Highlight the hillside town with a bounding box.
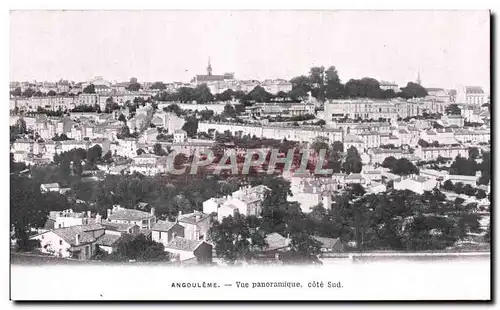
[10,62,491,266]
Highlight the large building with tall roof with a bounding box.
[455,86,488,105]
[191,58,235,85]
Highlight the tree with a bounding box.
[445,104,462,116]
[47,90,57,96]
[153,143,168,156]
[391,158,419,176]
[11,87,22,97]
[15,117,27,134]
[418,139,430,148]
[111,234,168,262]
[246,85,273,103]
[222,104,237,118]
[87,145,103,166]
[215,89,235,102]
[398,82,428,98]
[150,81,166,90]
[454,182,464,195]
[468,147,480,160]
[102,150,113,163]
[163,104,182,116]
[21,88,35,98]
[136,148,146,156]
[208,214,257,264]
[478,152,490,185]
[289,233,321,256]
[381,156,397,169]
[442,180,454,191]
[83,84,96,94]
[311,137,329,153]
[289,75,312,100]
[332,141,344,153]
[117,124,131,139]
[127,81,141,92]
[10,175,47,251]
[342,147,362,174]
[324,66,345,99]
[193,84,214,104]
[449,156,477,176]
[181,117,198,137]
[475,189,487,200]
[345,77,383,99]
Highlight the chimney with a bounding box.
[150,207,156,217]
[107,209,111,219]
[95,214,102,224]
[75,234,80,246]
[195,213,201,222]
[87,210,91,218]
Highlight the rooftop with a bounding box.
[165,237,204,252]
[108,208,153,221]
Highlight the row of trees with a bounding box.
[289,66,428,102]
[449,151,491,186]
[441,180,488,200]
[11,88,77,98]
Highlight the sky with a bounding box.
[10,10,490,92]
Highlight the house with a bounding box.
[30,224,105,260]
[164,237,213,264]
[345,173,365,184]
[50,210,93,229]
[344,134,365,152]
[177,211,211,241]
[100,221,141,235]
[151,220,185,247]
[173,129,188,143]
[263,232,290,252]
[106,205,156,230]
[95,231,128,254]
[202,185,271,221]
[40,183,71,194]
[393,175,438,195]
[447,174,479,187]
[311,236,344,253]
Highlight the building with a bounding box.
[203,185,271,221]
[106,205,156,230]
[191,58,235,86]
[441,114,465,128]
[164,237,213,264]
[324,99,400,124]
[311,236,344,253]
[393,175,438,194]
[49,210,93,229]
[151,221,186,247]
[447,174,479,186]
[30,224,105,260]
[198,122,343,144]
[263,233,290,252]
[177,211,211,241]
[379,81,399,92]
[173,129,188,143]
[414,146,468,161]
[455,86,487,105]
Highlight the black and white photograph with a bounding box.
[8,7,492,302]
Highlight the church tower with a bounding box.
[207,57,212,76]
[416,71,422,85]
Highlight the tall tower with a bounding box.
[416,71,422,85]
[207,57,212,76]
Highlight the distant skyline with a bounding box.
[10,10,490,92]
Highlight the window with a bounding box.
[59,240,63,245]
